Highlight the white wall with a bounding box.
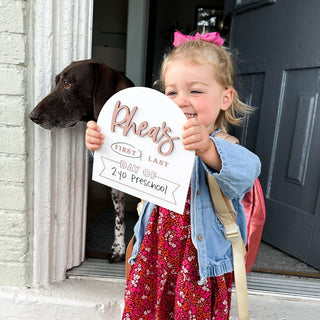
[0,0,32,287]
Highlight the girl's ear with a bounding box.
[221,88,234,111]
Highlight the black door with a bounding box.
[229,0,320,268]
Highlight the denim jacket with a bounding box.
[129,132,261,285]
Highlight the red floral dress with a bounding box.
[122,190,233,320]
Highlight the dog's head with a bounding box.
[29,59,134,130]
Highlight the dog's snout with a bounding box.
[29,110,39,122]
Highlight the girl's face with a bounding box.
[164,61,233,133]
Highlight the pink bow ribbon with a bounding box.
[173,30,224,47]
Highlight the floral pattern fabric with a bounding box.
[122,190,233,320]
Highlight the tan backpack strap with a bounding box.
[137,199,145,216]
[126,199,146,280]
[207,174,249,320]
[215,131,240,144]
[125,236,135,280]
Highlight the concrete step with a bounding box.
[1,272,319,319]
[0,278,125,320]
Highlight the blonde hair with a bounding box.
[159,39,253,132]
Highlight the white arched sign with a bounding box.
[92,87,195,214]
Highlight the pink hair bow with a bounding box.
[173,30,224,47]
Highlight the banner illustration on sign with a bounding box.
[92,87,195,214]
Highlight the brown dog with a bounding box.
[30,59,134,263]
[30,59,134,129]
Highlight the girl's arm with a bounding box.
[85,121,104,151]
[206,138,261,199]
[182,118,261,198]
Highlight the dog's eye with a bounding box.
[64,80,71,89]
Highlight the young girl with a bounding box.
[86,31,261,320]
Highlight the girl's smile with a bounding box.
[185,113,197,119]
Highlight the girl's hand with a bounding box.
[85,121,104,151]
[182,118,211,155]
[182,118,222,171]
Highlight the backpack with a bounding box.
[242,178,266,271]
[214,131,266,272]
[207,133,265,320]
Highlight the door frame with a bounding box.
[32,0,150,287]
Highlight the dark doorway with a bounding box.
[85,0,139,261]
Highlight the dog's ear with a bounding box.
[92,61,134,120]
[92,62,114,119]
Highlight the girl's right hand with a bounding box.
[85,121,104,151]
